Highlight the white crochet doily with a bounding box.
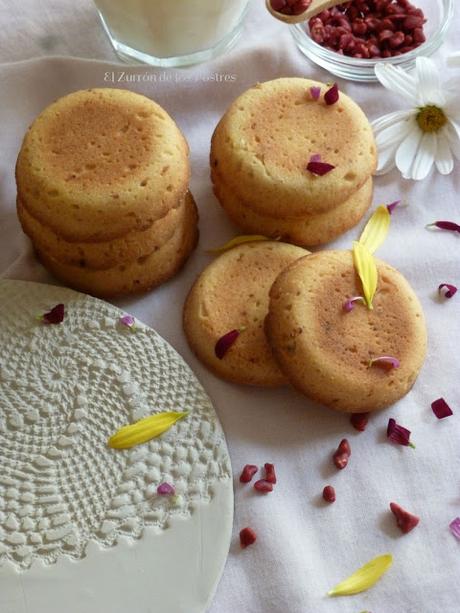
[0,280,232,572]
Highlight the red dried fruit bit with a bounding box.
[307,0,426,59]
[271,0,312,15]
[431,398,453,420]
[239,464,258,483]
[350,412,370,432]
[264,463,277,484]
[324,83,339,105]
[239,527,257,548]
[254,479,273,493]
[323,485,336,503]
[390,502,420,534]
[215,329,240,359]
[41,303,65,324]
[333,438,351,469]
[438,284,457,299]
[338,438,351,456]
[306,161,335,176]
[333,452,348,469]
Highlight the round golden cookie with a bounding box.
[16,88,190,242]
[183,241,309,386]
[36,193,198,298]
[212,167,373,247]
[210,78,376,218]
[266,250,427,412]
[17,192,189,270]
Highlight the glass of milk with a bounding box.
[94,0,252,66]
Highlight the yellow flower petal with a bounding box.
[328,554,393,597]
[353,241,378,309]
[359,205,391,254]
[108,411,189,450]
[208,234,271,254]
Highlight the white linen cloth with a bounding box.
[0,2,459,612]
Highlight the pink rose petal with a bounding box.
[387,200,401,215]
[215,329,241,359]
[40,304,65,325]
[306,161,335,176]
[157,482,175,496]
[369,356,400,370]
[438,284,457,299]
[343,296,365,313]
[450,517,460,540]
[431,398,453,419]
[310,86,321,100]
[426,221,460,233]
[387,418,415,448]
[324,83,339,105]
[119,314,136,328]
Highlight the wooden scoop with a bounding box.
[266,0,350,24]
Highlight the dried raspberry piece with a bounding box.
[264,463,277,484]
[333,439,351,469]
[240,527,257,548]
[350,412,370,432]
[239,464,258,483]
[323,485,336,503]
[390,502,420,534]
[271,0,312,16]
[254,479,274,493]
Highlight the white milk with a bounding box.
[94,0,250,58]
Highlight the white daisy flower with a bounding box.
[371,56,460,181]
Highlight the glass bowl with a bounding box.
[290,0,454,82]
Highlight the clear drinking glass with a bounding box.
[94,0,252,67]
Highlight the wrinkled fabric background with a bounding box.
[0,1,459,612]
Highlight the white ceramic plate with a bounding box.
[0,279,233,613]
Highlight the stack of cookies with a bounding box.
[16,88,198,297]
[183,242,427,413]
[210,78,376,247]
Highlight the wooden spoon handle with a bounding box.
[266,0,350,25]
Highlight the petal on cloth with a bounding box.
[445,123,460,160]
[371,109,415,134]
[415,57,446,106]
[395,122,423,178]
[411,132,437,181]
[435,128,454,175]
[375,63,418,105]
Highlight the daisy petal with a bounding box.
[374,63,417,105]
[446,123,460,160]
[444,81,460,120]
[372,110,414,134]
[375,118,413,150]
[395,122,422,178]
[375,144,398,175]
[415,57,446,106]
[411,132,437,181]
[448,118,460,142]
[435,128,454,175]
[375,118,414,174]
